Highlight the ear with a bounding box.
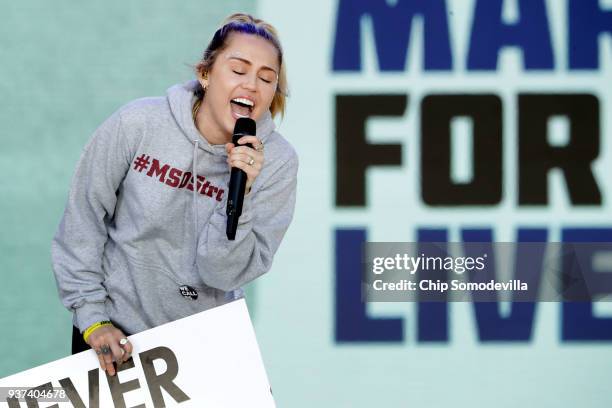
[198,71,209,90]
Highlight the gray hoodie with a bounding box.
[51,80,298,334]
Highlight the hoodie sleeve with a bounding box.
[51,110,133,332]
[195,147,298,292]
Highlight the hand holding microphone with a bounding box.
[226,118,264,240]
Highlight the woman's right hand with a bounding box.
[86,325,133,376]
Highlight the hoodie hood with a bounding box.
[167,79,276,154]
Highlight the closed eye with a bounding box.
[232,70,245,75]
[259,77,272,83]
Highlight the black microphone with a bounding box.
[226,117,256,240]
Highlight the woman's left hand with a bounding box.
[225,135,264,193]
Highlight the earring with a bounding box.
[201,71,209,90]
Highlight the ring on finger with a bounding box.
[101,345,111,355]
[95,349,102,355]
[255,142,264,152]
[248,157,255,166]
[119,338,129,346]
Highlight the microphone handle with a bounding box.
[226,137,253,240]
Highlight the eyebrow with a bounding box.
[227,56,278,74]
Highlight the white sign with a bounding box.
[0,299,275,407]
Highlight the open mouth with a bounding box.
[230,97,254,118]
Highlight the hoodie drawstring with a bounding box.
[193,140,199,263]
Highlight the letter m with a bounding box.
[146,159,170,182]
[332,0,452,71]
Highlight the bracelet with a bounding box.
[83,320,113,343]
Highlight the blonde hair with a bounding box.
[195,13,288,118]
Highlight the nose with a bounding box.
[242,73,257,92]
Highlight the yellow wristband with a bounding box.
[83,321,113,343]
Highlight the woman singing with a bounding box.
[51,13,297,376]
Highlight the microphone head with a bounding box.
[233,117,256,139]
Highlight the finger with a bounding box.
[235,148,263,166]
[109,341,124,366]
[228,159,254,175]
[227,157,255,172]
[228,160,260,176]
[232,145,262,157]
[95,348,106,372]
[105,361,115,376]
[237,136,258,146]
[100,344,115,375]
[120,339,133,362]
[225,143,234,154]
[253,140,264,152]
[232,153,263,169]
[228,153,254,165]
[227,154,261,170]
[103,355,115,375]
[119,337,133,353]
[229,157,261,175]
[234,149,263,162]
